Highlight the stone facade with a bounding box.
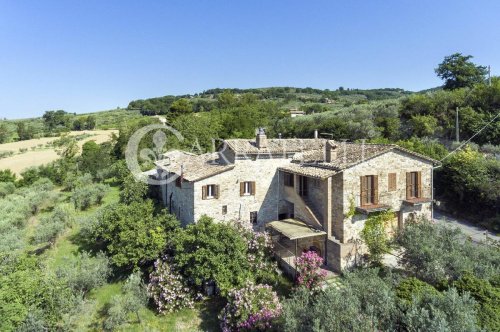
[193,156,292,225]
[154,135,438,273]
[340,150,433,243]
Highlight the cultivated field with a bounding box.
[0,130,117,175]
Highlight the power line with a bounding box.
[440,110,500,162]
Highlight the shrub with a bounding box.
[360,210,394,264]
[32,215,65,245]
[397,218,500,285]
[55,251,111,295]
[0,182,16,198]
[342,268,399,331]
[121,272,148,321]
[147,258,194,313]
[295,251,327,290]
[453,272,500,331]
[396,277,439,303]
[0,169,16,182]
[71,183,109,210]
[219,282,281,332]
[0,151,14,159]
[103,271,148,330]
[32,204,74,245]
[103,296,127,331]
[64,173,93,191]
[402,288,479,332]
[232,221,277,284]
[281,285,372,332]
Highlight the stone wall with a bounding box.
[193,155,293,225]
[337,150,434,243]
[331,173,344,240]
[161,172,195,226]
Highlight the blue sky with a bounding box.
[0,0,499,119]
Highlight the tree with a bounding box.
[92,200,179,268]
[172,216,253,295]
[53,134,79,160]
[72,118,83,130]
[435,53,487,90]
[409,114,438,137]
[281,285,373,331]
[119,174,148,204]
[402,288,479,332]
[16,123,34,141]
[169,98,192,117]
[79,141,112,176]
[396,217,500,285]
[0,123,10,143]
[104,271,148,329]
[55,251,111,296]
[42,110,70,131]
[84,115,96,129]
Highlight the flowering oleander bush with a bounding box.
[295,251,327,290]
[147,257,194,313]
[219,282,282,332]
[233,221,277,281]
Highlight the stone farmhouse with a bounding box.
[150,129,439,272]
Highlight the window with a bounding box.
[202,184,219,200]
[222,205,227,215]
[360,175,378,206]
[388,173,397,191]
[406,171,421,199]
[298,175,308,197]
[240,181,255,196]
[284,172,294,187]
[250,211,258,224]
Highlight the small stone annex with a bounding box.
[147,129,440,272]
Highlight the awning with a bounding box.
[267,219,326,240]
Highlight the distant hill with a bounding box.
[127,86,414,116]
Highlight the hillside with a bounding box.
[127,87,413,116]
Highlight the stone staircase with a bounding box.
[303,197,324,227]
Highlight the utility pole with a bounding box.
[488,65,491,86]
[455,107,460,143]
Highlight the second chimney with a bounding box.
[256,127,267,149]
[314,129,318,139]
[325,141,338,162]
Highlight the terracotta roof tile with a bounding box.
[155,150,234,182]
[279,164,337,179]
[222,138,327,154]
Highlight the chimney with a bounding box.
[256,127,267,149]
[325,141,338,162]
[314,129,318,139]
[278,133,282,139]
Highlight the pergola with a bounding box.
[266,219,326,277]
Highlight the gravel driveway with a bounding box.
[433,210,499,243]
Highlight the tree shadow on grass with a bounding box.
[198,297,225,332]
